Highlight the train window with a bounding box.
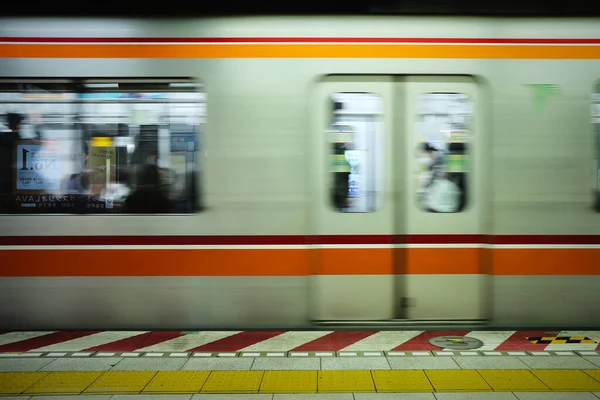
[328,92,383,213]
[593,91,600,212]
[416,93,472,213]
[0,79,204,214]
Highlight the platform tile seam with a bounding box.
[0,350,598,358]
[3,369,600,395]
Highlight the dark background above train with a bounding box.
[3,0,600,17]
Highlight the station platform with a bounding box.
[1,330,600,399]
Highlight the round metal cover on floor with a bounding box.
[429,336,483,350]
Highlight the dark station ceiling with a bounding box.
[2,0,600,17]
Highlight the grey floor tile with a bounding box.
[0,397,30,400]
[0,358,56,371]
[355,394,436,400]
[452,356,530,369]
[585,357,600,367]
[593,393,600,399]
[251,357,320,370]
[387,357,460,370]
[321,357,390,370]
[513,393,600,400]
[518,356,598,369]
[273,396,352,400]
[111,396,193,400]
[434,394,517,400]
[111,358,187,371]
[193,396,273,400]
[182,357,254,370]
[40,358,122,371]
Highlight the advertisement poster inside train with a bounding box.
[15,142,60,191]
[416,93,472,213]
[345,150,363,198]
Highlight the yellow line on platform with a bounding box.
[0,369,600,395]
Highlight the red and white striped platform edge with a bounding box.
[0,330,599,357]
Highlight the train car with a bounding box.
[0,16,599,330]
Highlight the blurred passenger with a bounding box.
[329,99,352,210]
[159,167,175,192]
[417,142,436,194]
[63,141,90,193]
[418,142,461,213]
[63,168,105,196]
[124,163,175,213]
[168,170,197,212]
[88,167,107,196]
[99,164,130,205]
[63,170,91,194]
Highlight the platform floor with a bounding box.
[1,351,600,398]
[2,367,600,396]
[1,331,600,398]
[5,395,600,400]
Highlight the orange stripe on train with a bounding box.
[2,44,600,59]
[1,248,599,276]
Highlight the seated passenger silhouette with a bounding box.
[125,163,175,214]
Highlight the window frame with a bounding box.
[0,77,205,215]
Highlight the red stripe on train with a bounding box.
[1,234,600,246]
[1,37,600,44]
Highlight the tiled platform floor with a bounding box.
[1,330,600,399]
[3,352,600,371]
[2,369,600,395]
[1,352,600,397]
[3,395,600,400]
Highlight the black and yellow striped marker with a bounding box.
[527,336,596,344]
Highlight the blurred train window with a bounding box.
[416,93,472,213]
[0,79,204,214]
[593,90,600,212]
[328,93,383,213]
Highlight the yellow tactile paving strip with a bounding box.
[426,370,493,392]
[25,372,103,395]
[477,370,550,391]
[371,370,433,392]
[1,369,600,395]
[144,371,211,394]
[531,370,600,391]
[260,371,317,393]
[0,372,48,396]
[202,371,263,393]
[85,371,158,394]
[318,370,374,393]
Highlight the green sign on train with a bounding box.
[445,154,467,173]
[330,154,351,173]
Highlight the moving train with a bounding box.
[0,15,599,330]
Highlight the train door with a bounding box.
[309,76,396,321]
[401,76,487,321]
[310,75,488,323]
